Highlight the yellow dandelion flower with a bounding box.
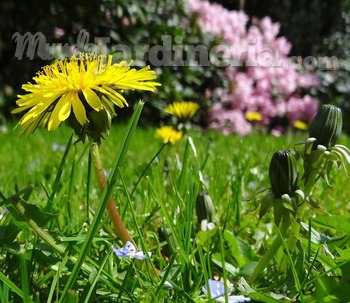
[12,53,160,136]
[245,111,262,122]
[164,101,199,120]
[293,120,308,130]
[155,126,183,144]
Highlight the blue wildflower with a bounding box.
[202,279,250,303]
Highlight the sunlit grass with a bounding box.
[1,119,350,302]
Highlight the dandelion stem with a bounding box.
[90,143,134,245]
[249,216,290,284]
[304,169,319,196]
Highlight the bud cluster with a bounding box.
[259,104,348,225]
[301,104,349,190]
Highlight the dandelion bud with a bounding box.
[269,150,298,197]
[309,104,343,148]
[196,191,215,224]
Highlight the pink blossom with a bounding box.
[287,96,319,123]
[54,27,65,39]
[187,0,319,135]
[210,104,253,135]
[259,17,280,42]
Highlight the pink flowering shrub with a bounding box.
[188,0,319,135]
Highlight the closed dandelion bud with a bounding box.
[269,150,298,197]
[309,104,343,148]
[196,191,215,223]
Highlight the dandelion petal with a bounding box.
[57,93,72,120]
[48,94,72,130]
[71,93,88,125]
[82,87,102,111]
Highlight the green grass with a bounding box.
[1,116,350,302]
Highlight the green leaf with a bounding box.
[196,228,217,247]
[248,292,285,303]
[9,200,55,227]
[300,222,334,244]
[299,238,341,276]
[259,194,272,219]
[312,216,350,234]
[335,246,350,260]
[211,255,238,276]
[0,220,22,244]
[333,281,350,302]
[223,230,248,267]
[310,275,339,302]
[2,185,55,228]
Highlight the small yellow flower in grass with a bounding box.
[12,53,160,139]
[245,111,262,122]
[164,101,199,121]
[155,126,183,144]
[293,120,308,130]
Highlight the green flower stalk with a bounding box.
[251,150,303,283]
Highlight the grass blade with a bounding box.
[0,271,24,300]
[48,135,73,207]
[82,251,111,303]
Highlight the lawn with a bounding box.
[1,109,350,302]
